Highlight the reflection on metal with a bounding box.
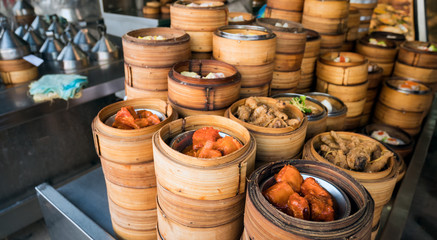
[36,183,115,240]
[23,27,44,52]
[0,18,31,60]
[73,21,97,53]
[91,24,118,62]
[57,35,89,71]
[31,16,49,39]
[39,31,65,61]
[14,25,27,38]
[380,94,437,239]
[47,15,64,42]
[12,0,35,16]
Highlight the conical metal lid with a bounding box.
[64,22,78,37]
[14,25,27,38]
[23,27,43,52]
[57,31,88,70]
[91,25,119,62]
[39,31,64,61]
[0,17,30,60]
[73,21,96,53]
[12,0,34,16]
[47,15,64,41]
[31,16,48,39]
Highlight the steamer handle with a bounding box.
[412,52,420,66]
[127,64,133,87]
[224,7,229,25]
[237,160,248,195]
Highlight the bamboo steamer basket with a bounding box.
[271,70,301,89]
[303,0,349,19]
[143,6,160,14]
[255,18,306,71]
[363,123,415,161]
[234,63,275,88]
[393,61,437,87]
[108,197,157,232]
[112,221,156,240]
[360,113,371,127]
[240,83,271,98]
[343,98,366,117]
[306,92,347,131]
[356,36,398,63]
[153,115,256,200]
[303,131,398,227]
[167,59,241,111]
[298,73,314,89]
[92,98,176,163]
[213,25,276,66]
[0,66,38,85]
[244,160,374,240]
[367,63,383,89]
[226,97,307,163]
[316,78,369,102]
[273,93,328,139]
[373,62,394,76]
[170,1,228,31]
[124,64,169,91]
[319,46,343,55]
[348,7,361,28]
[267,0,304,11]
[168,99,227,117]
[397,41,437,68]
[320,33,346,48]
[295,88,311,94]
[303,29,321,58]
[344,115,362,130]
[101,157,156,188]
[366,88,378,101]
[356,8,374,23]
[317,52,369,85]
[228,12,255,25]
[346,27,359,41]
[186,31,213,52]
[124,83,168,101]
[0,58,34,72]
[191,51,212,60]
[301,57,316,75]
[302,14,348,35]
[270,88,298,96]
[363,100,374,114]
[340,41,355,52]
[157,183,245,240]
[170,1,228,52]
[373,101,426,130]
[264,7,302,23]
[122,28,191,68]
[105,180,157,210]
[350,0,378,10]
[378,79,433,112]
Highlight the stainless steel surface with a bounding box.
[64,22,78,39]
[39,30,65,61]
[47,15,64,41]
[379,94,437,239]
[23,27,44,52]
[91,25,119,62]
[12,0,35,17]
[31,15,49,39]
[36,181,115,240]
[31,0,102,22]
[0,18,31,60]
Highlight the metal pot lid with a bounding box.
[14,25,27,38]
[47,15,64,40]
[39,31,65,61]
[91,25,119,61]
[31,16,48,39]
[215,25,276,41]
[23,27,43,52]
[12,0,35,16]
[0,18,30,60]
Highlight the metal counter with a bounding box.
[34,96,437,240]
[0,36,125,237]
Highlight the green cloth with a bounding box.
[29,74,88,101]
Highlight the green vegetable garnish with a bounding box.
[428,44,437,52]
[290,96,312,114]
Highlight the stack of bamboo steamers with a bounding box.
[265,0,304,22]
